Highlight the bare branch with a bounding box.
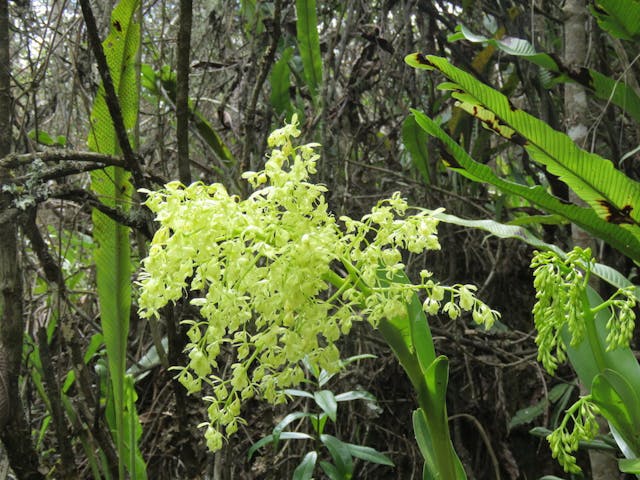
[0,150,123,169]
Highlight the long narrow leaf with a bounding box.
[431,209,639,301]
[87,0,143,477]
[295,0,322,98]
[402,115,431,184]
[270,47,295,116]
[345,443,394,466]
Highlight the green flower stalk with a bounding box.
[138,116,499,452]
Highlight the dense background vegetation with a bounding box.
[0,0,639,478]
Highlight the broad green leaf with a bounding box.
[412,409,438,478]
[407,55,640,252]
[28,129,66,146]
[590,0,640,41]
[448,26,640,122]
[565,288,640,390]
[314,390,338,421]
[345,443,394,466]
[421,357,467,479]
[295,0,322,98]
[270,47,294,116]
[619,457,640,474]
[413,408,466,479]
[591,369,640,455]
[293,451,318,480]
[402,115,431,184]
[319,461,343,480]
[410,108,640,263]
[320,434,354,477]
[564,289,640,458]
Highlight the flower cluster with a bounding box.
[138,116,499,451]
[547,397,600,473]
[531,247,637,374]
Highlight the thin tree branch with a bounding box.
[20,207,65,289]
[36,327,78,478]
[0,150,123,169]
[176,0,192,184]
[51,187,152,237]
[10,160,130,184]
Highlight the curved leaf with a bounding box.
[592,369,640,456]
[590,0,640,41]
[345,443,394,466]
[293,451,318,480]
[416,55,640,233]
[448,26,640,123]
[314,390,338,422]
[320,434,354,477]
[334,390,376,402]
[270,46,294,116]
[87,0,142,476]
[402,115,431,184]
[431,209,639,301]
[410,108,640,262]
[296,0,322,98]
[248,431,313,460]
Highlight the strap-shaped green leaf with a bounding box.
[296,0,323,98]
[270,47,295,116]
[87,0,143,477]
[402,115,431,184]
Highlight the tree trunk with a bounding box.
[563,1,619,478]
[0,1,45,477]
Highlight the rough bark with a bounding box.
[176,0,192,184]
[563,0,594,250]
[0,0,45,477]
[564,1,620,478]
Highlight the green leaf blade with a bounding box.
[295,0,323,98]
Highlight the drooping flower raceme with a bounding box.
[138,115,499,451]
[531,246,637,472]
